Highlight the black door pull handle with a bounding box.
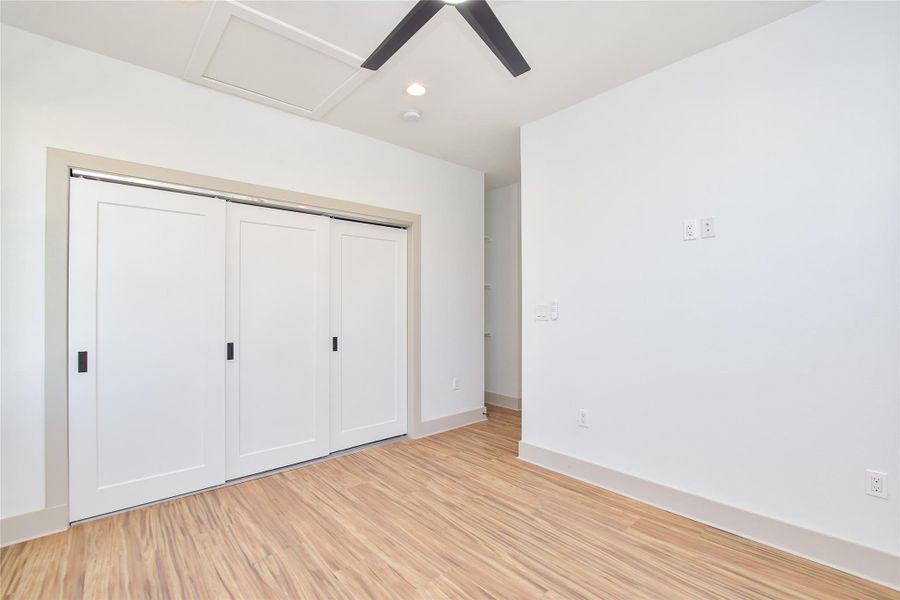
[77,351,88,373]
[332,337,338,352]
[226,342,234,360]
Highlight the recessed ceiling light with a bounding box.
[444,0,467,4]
[402,109,422,122]
[406,82,427,97]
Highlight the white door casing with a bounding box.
[330,220,408,451]
[68,178,227,521]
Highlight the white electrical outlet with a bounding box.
[683,219,698,241]
[866,470,887,499]
[700,217,716,239]
[451,377,460,391]
[577,409,589,428]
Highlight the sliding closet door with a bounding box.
[330,220,407,451]
[68,178,226,521]
[225,203,330,479]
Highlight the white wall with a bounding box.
[521,0,898,562]
[484,183,521,400]
[0,25,484,518]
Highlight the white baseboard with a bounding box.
[485,392,521,411]
[1,505,69,547]
[411,407,487,438]
[518,441,900,591]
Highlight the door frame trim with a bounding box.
[42,147,424,531]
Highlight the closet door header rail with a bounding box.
[70,169,406,228]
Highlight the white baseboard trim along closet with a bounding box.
[484,392,521,411]
[0,505,69,547]
[412,408,487,438]
[518,441,900,591]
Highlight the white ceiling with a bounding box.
[1,0,811,188]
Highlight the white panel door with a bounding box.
[68,178,226,521]
[226,203,330,479]
[331,220,407,451]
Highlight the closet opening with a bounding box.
[39,150,421,527]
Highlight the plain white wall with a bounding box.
[0,25,484,518]
[521,1,898,556]
[485,183,521,399]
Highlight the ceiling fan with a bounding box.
[361,0,530,77]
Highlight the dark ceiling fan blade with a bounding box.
[455,0,530,77]
[361,0,445,71]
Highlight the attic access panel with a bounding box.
[185,1,371,120]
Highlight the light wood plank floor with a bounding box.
[2,407,896,599]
